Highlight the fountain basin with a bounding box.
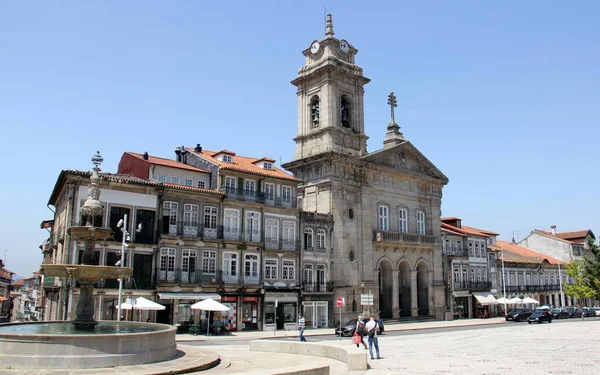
[0,321,177,369]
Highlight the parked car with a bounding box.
[334,319,357,336]
[593,307,600,317]
[505,308,533,322]
[565,307,583,318]
[582,307,595,317]
[527,308,552,324]
[0,316,9,323]
[551,308,569,319]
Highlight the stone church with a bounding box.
[282,15,449,321]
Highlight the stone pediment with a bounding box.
[362,141,448,183]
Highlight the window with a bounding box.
[264,162,272,170]
[282,186,292,203]
[162,201,178,234]
[310,95,320,127]
[470,268,475,282]
[282,260,295,280]
[224,209,240,239]
[283,221,296,243]
[157,174,167,183]
[204,206,218,229]
[264,182,275,201]
[265,259,278,280]
[453,268,460,284]
[171,176,180,185]
[197,181,205,189]
[468,241,473,257]
[184,179,193,187]
[244,179,256,195]
[340,95,350,128]
[398,209,407,233]
[182,249,197,273]
[223,154,232,163]
[244,254,259,278]
[160,248,176,272]
[223,253,238,277]
[304,228,314,249]
[416,211,425,234]
[109,206,130,243]
[317,264,326,286]
[475,243,480,257]
[135,209,155,244]
[265,219,279,242]
[184,204,199,227]
[202,250,216,274]
[316,229,326,250]
[378,205,389,231]
[225,176,236,192]
[303,264,313,284]
[245,211,260,241]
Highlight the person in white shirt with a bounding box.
[297,313,306,342]
[364,315,381,360]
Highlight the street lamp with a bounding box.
[117,214,128,322]
[557,260,565,307]
[501,246,508,316]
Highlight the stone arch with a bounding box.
[416,259,430,316]
[397,258,412,317]
[377,257,394,319]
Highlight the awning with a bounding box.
[157,292,221,300]
[472,292,498,305]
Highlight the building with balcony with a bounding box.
[441,217,499,319]
[0,260,13,320]
[518,226,596,263]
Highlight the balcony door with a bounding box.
[183,204,199,236]
[181,249,197,283]
[159,248,176,282]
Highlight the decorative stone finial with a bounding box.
[81,151,104,225]
[384,92,404,148]
[91,151,103,170]
[326,14,334,36]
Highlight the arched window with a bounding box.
[398,208,408,233]
[304,228,314,250]
[378,205,389,231]
[341,95,350,128]
[416,210,426,234]
[316,229,326,250]
[310,96,320,127]
[303,264,313,285]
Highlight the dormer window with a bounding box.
[223,155,232,163]
[264,162,272,170]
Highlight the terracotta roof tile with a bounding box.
[212,150,236,156]
[441,217,462,222]
[497,240,564,265]
[441,223,496,237]
[442,227,464,236]
[189,148,300,182]
[532,229,576,244]
[556,230,593,242]
[126,152,209,173]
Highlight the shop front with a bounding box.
[301,297,330,328]
[264,291,299,331]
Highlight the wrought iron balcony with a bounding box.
[98,277,155,290]
[373,230,437,245]
[301,281,333,293]
[504,284,561,293]
[303,245,327,252]
[443,246,469,257]
[453,281,492,292]
[161,222,222,240]
[156,269,261,285]
[264,237,300,251]
[220,187,297,208]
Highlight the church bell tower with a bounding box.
[290,14,370,160]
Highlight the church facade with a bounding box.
[283,15,449,321]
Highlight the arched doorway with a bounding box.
[378,259,393,319]
[398,261,411,317]
[417,262,429,316]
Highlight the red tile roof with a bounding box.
[12,280,24,286]
[556,230,594,244]
[442,227,464,236]
[126,152,209,173]
[441,223,498,237]
[532,229,576,244]
[496,240,564,265]
[189,148,300,182]
[441,217,462,222]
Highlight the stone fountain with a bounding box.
[0,152,177,369]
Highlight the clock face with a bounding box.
[310,41,320,54]
[339,40,349,53]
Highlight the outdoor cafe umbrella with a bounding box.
[510,297,522,304]
[496,297,514,304]
[522,297,539,305]
[191,298,230,335]
[134,297,166,311]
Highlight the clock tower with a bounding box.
[290,14,370,160]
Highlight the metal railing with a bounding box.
[264,238,300,251]
[219,187,297,208]
[443,246,469,256]
[373,230,437,245]
[161,222,222,240]
[301,281,333,293]
[453,281,492,291]
[505,284,562,293]
[155,269,261,285]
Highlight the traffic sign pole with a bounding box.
[336,297,344,340]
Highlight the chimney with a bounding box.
[194,144,202,153]
[551,225,557,236]
[142,152,149,160]
[175,147,182,162]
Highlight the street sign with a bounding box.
[336,297,344,307]
[361,293,374,306]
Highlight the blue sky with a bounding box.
[1,1,598,277]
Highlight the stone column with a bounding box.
[392,270,400,318]
[410,270,418,317]
[428,270,434,316]
[73,279,98,330]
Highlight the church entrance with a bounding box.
[417,263,429,316]
[378,260,393,319]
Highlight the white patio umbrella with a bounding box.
[496,297,514,304]
[522,297,539,305]
[191,298,230,335]
[134,297,166,311]
[510,297,522,304]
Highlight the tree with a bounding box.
[564,260,596,303]
[582,237,600,298]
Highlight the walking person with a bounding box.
[355,316,368,350]
[297,313,307,342]
[365,315,381,360]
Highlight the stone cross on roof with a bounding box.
[387,92,398,123]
